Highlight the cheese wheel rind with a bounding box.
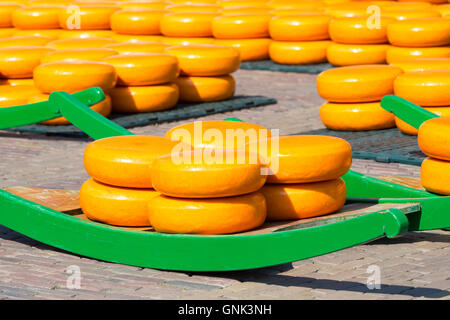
[418,117,450,160]
[41,48,118,63]
[269,14,331,41]
[174,75,235,102]
[386,46,450,64]
[0,46,54,79]
[387,18,450,47]
[160,12,217,37]
[269,40,331,65]
[421,158,450,195]
[329,16,393,44]
[213,38,271,61]
[327,43,389,66]
[212,14,270,39]
[110,9,166,35]
[395,106,450,136]
[390,58,450,72]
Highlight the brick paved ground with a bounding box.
[0,69,448,300]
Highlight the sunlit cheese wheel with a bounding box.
[119,1,170,10]
[148,192,266,235]
[12,5,62,29]
[418,117,450,160]
[247,135,352,184]
[80,178,158,227]
[317,65,403,103]
[0,78,34,86]
[390,57,450,72]
[46,37,115,49]
[261,178,346,220]
[327,43,389,66]
[212,14,271,39]
[111,34,166,43]
[269,40,331,65]
[395,106,450,136]
[221,6,272,15]
[0,85,40,107]
[104,41,169,54]
[13,29,62,39]
[58,5,119,30]
[160,36,214,46]
[0,28,16,38]
[28,0,71,5]
[269,8,325,16]
[33,61,117,93]
[329,16,393,44]
[434,4,450,17]
[57,29,115,39]
[420,158,450,195]
[174,75,235,102]
[160,12,217,37]
[103,53,178,86]
[269,14,331,41]
[165,120,271,149]
[386,46,450,63]
[167,3,219,13]
[214,38,270,61]
[387,18,450,47]
[382,8,441,21]
[108,83,178,113]
[0,46,54,79]
[0,35,52,48]
[0,3,23,28]
[394,70,450,107]
[110,9,167,35]
[267,0,325,10]
[320,101,396,131]
[164,44,240,76]
[41,48,118,63]
[387,2,433,10]
[324,3,374,18]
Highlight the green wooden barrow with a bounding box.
[0,91,448,271]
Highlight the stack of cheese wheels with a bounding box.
[393,70,450,135]
[165,44,239,102]
[247,135,351,221]
[317,65,403,131]
[11,5,64,39]
[81,135,188,227]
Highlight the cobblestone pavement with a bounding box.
[0,69,448,300]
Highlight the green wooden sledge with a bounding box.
[0,91,448,271]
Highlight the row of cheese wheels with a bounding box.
[80,120,352,234]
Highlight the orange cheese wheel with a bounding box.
[58,5,119,30]
[174,75,235,102]
[104,41,169,54]
[0,28,16,38]
[327,43,389,66]
[119,1,169,10]
[108,83,178,113]
[324,3,374,18]
[103,53,179,86]
[46,37,115,49]
[57,29,115,39]
[28,0,72,5]
[0,35,53,48]
[395,106,450,135]
[84,135,187,188]
[13,29,62,39]
[214,38,271,61]
[160,36,214,46]
[12,5,63,29]
[382,8,441,20]
[420,157,450,195]
[212,14,271,39]
[160,12,217,37]
[387,2,433,10]
[0,46,54,79]
[164,44,240,76]
[269,14,331,41]
[33,61,117,93]
[261,178,346,221]
[320,101,396,131]
[167,3,220,13]
[221,6,272,15]
[148,192,266,235]
[247,135,352,184]
[394,70,450,107]
[41,48,118,63]
[110,9,167,35]
[386,46,450,63]
[329,16,393,44]
[267,0,325,10]
[418,117,450,160]
[219,0,268,8]
[435,4,450,17]
[390,57,450,72]
[0,85,40,107]
[80,178,159,227]
[270,8,325,16]
[269,40,331,65]
[0,3,24,28]
[111,34,166,43]
[0,78,35,86]
[387,18,450,47]
[317,65,403,103]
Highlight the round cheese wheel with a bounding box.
[394,70,450,107]
[386,2,433,10]
[395,106,450,136]
[434,4,450,17]
[0,3,24,28]
[0,46,54,79]
[0,78,35,86]
[269,14,331,41]
[160,12,217,37]
[329,16,393,44]
[57,29,115,39]
[110,9,167,35]
[174,75,235,102]
[221,6,272,15]
[167,3,219,13]
[14,29,63,39]
[0,85,40,107]
[80,178,159,227]
[103,53,179,86]
[386,46,450,63]
[212,13,271,39]
[33,61,117,93]
[327,43,389,66]
[267,0,325,10]
[382,8,441,21]
[160,36,214,46]
[387,18,450,47]
[418,117,450,160]
[58,5,119,30]
[247,135,352,184]
[84,135,187,188]
[104,41,169,54]
[109,83,179,113]
[165,120,272,149]
[219,0,267,7]
[164,44,240,76]
[12,5,63,29]
[420,157,450,195]
[324,3,374,18]
[120,1,170,10]
[270,9,325,16]
[390,57,450,72]
[0,35,53,48]
[111,34,166,43]
[28,0,72,5]
[148,192,267,235]
[0,28,16,38]
[317,65,404,103]
[320,101,396,131]
[269,40,331,65]
[41,48,118,63]
[46,37,115,49]
[214,38,271,61]
[261,178,346,221]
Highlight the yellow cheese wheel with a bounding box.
[320,101,396,131]
[12,5,63,29]
[111,33,166,43]
[247,135,352,184]
[324,3,374,18]
[269,14,330,41]
[267,0,325,10]
[261,178,346,221]
[0,35,52,48]
[119,1,169,10]
[0,46,54,79]
[148,192,266,235]
[395,106,450,135]
[0,28,16,38]
[418,117,450,160]
[174,75,235,102]
[58,5,119,30]
[270,8,325,16]
[80,178,159,227]
[387,2,433,10]
[382,8,441,20]
[0,78,34,86]
[435,4,450,17]
[221,6,272,15]
[212,13,271,39]
[0,85,40,107]
[164,44,240,76]
[420,157,450,195]
[390,57,450,72]
[329,16,393,44]
[269,40,330,65]
[160,36,214,46]
[33,61,117,93]
[46,37,115,49]
[317,65,404,103]
[41,48,118,63]
[387,18,450,47]
[327,43,389,66]
[84,135,188,188]
[160,12,217,37]
[109,83,178,113]
[219,0,267,7]
[28,0,72,5]
[386,46,450,63]
[214,38,271,61]
[110,9,167,35]
[394,70,450,107]
[13,29,62,39]
[104,41,169,54]
[57,29,115,39]
[167,3,220,13]
[103,53,179,86]
[0,3,24,28]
